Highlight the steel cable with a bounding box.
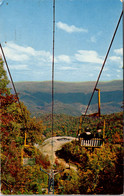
[51,0,55,194]
[0,43,28,130]
[83,10,123,120]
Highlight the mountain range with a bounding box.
[14,80,123,116]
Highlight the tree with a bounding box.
[0,57,50,194]
[0,57,10,94]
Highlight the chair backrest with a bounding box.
[81,138,103,147]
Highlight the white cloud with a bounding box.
[89,73,94,77]
[103,67,109,72]
[56,21,88,33]
[106,74,111,77]
[109,56,121,62]
[3,42,52,64]
[90,36,96,43]
[2,41,122,82]
[59,66,77,71]
[117,69,121,73]
[109,48,123,69]
[9,64,30,70]
[56,55,71,63]
[109,55,122,68]
[3,45,29,61]
[114,48,123,56]
[6,42,35,56]
[94,66,101,71]
[75,50,103,64]
[117,74,121,78]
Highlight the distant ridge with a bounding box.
[15,80,123,93]
[14,80,123,116]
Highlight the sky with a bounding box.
[0,0,123,82]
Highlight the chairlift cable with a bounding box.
[122,1,124,110]
[52,0,55,166]
[82,10,123,120]
[51,0,55,194]
[0,43,28,132]
[0,43,20,106]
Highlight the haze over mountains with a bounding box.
[14,80,123,116]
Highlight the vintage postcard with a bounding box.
[0,0,123,195]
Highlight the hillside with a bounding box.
[1,57,123,195]
[14,80,123,116]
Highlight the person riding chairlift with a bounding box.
[96,125,102,138]
[79,127,93,140]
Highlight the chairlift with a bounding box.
[80,121,105,148]
[78,89,105,148]
[21,132,36,166]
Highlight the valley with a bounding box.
[14,80,123,116]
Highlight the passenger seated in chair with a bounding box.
[79,127,93,140]
[96,125,102,138]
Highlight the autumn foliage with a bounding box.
[1,58,50,194]
[0,57,123,194]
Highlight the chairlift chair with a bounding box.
[21,132,36,166]
[78,89,105,148]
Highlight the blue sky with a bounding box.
[0,0,123,82]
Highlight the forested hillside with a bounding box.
[1,58,50,194]
[39,112,123,141]
[55,139,123,194]
[14,80,123,116]
[1,57,123,195]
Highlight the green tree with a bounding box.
[0,57,10,94]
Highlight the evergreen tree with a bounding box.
[0,57,10,94]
